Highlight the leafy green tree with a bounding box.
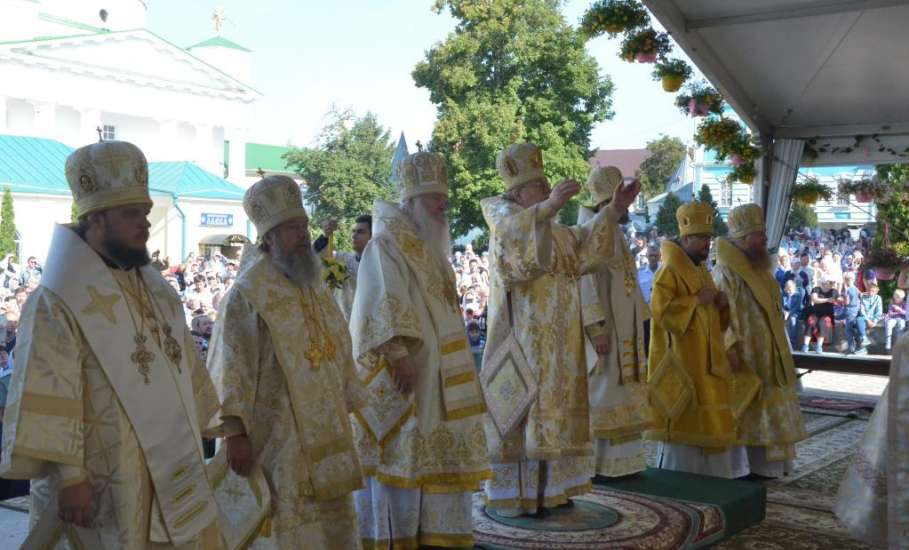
[874,164,909,256]
[0,187,17,257]
[413,0,615,238]
[639,135,686,199]
[284,110,396,251]
[697,184,728,236]
[654,192,683,238]
[785,201,818,234]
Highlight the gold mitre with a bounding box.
[65,140,152,218]
[727,203,766,239]
[244,175,308,237]
[497,142,545,190]
[585,166,623,208]
[397,151,448,201]
[676,201,715,237]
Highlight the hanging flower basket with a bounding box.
[675,82,724,118]
[619,28,671,64]
[730,154,745,167]
[651,59,692,92]
[864,246,903,281]
[837,176,887,204]
[729,163,756,184]
[791,177,832,205]
[580,0,650,38]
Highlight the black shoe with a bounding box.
[557,499,574,509]
[527,508,551,519]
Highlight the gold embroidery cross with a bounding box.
[131,345,154,384]
[306,347,323,371]
[83,286,120,324]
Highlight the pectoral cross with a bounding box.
[306,347,322,371]
[131,336,155,384]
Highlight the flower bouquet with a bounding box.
[652,59,692,92]
[322,255,349,290]
[675,82,724,117]
[580,0,649,37]
[790,176,832,205]
[619,28,671,63]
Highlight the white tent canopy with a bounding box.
[644,0,909,243]
[645,0,909,163]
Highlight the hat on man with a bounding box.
[65,141,152,218]
[676,201,715,237]
[727,203,766,239]
[396,151,448,201]
[585,166,623,208]
[244,175,308,237]
[496,142,545,190]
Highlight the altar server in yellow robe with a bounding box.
[579,166,651,478]
[647,202,745,478]
[349,152,489,549]
[481,142,640,517]
[208,175,366,549]
[713,204,806,478]
[0,141,223,549]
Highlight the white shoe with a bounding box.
[494,507,522,518]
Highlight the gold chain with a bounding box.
[114,270,155,384]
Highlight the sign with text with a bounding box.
[200,213,234,227]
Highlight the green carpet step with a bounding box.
[597,467,766,540]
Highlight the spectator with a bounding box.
[885,289,907,351]
[842,272,867,354]
[466,320,485,370]
[783,279,805,348]
[803,277,839,353]
[18,256,42,287]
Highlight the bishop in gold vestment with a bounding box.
[648,202,745,478]
[349,152,489,549]
[208,176,365,549]
[713,204,806,478]
[579,167,651,478]
[1,141,222,549]
[481,143,639,517]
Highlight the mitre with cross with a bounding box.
[65,141,153,218]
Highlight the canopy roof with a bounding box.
[645,0,909,147]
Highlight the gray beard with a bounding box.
[270,243,322,289]
[404,200,451,269]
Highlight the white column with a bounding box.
[0,96,7,133]
[225,127,247,185]
[157,119,180,162]
[194,123,215,173]
[79,109,102,145]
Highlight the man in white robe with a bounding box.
[579,167,651,478]
[208,175,366,550]
[0,141,223,549]
[314,215,372,320]
[349,151,489,548]
[835,332,909,548]
[480,142,639,518]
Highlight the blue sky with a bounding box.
[149,0,697,151]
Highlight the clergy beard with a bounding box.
[102,221,150,269]
[270,241,322,288]
[404,199,451,268]
[746,247,773,272]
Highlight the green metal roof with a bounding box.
[149,162,245,200]
[186,36,251,52]
[245,142,295,173]
[0,134,244,201]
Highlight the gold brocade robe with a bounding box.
[0,284,221,550]
[480,197,621,462]
[647,240,736,449]
[713,238,806,457]
[348,201,489,492]
[208,252,366,550]
[578,208,652,443]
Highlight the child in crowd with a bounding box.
[885,289,907,351]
